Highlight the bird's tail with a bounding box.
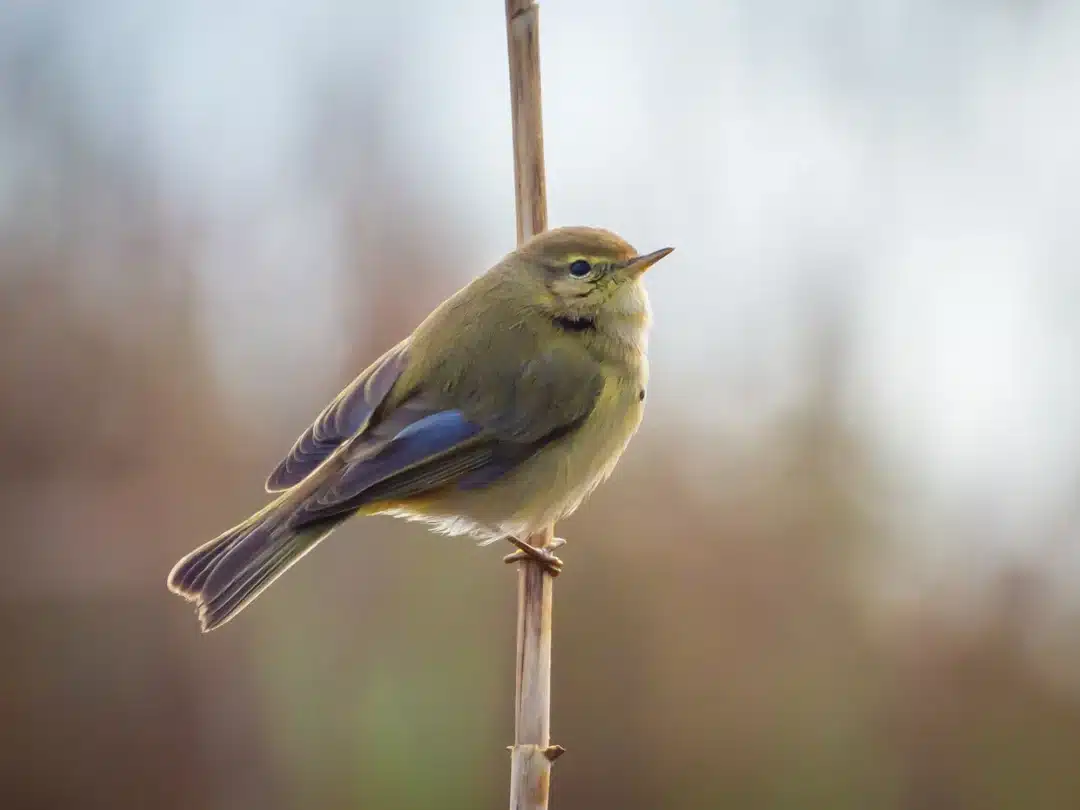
[167,494,349,632]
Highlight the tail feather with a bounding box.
[167,522,253,598]
[196,522,338,631]
[167,500,347,632]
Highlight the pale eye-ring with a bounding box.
[568,259,592,278]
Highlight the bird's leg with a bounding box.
[503,535,566,576]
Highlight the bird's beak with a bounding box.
[625,247,675,277]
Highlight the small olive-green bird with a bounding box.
[168,226,673,631]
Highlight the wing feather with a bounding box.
[287,344,605,527]
[265,340,410,491]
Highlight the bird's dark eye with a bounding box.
[568,259,592,278]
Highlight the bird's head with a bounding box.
[511,226,674,325]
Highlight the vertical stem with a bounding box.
[505,0,547,242]
[509,526,557,810]
[503,2,558,810]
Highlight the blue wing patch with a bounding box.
[289,409,485,522]
[391,410,475,444]
[331,410,482,498]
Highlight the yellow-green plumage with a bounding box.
[167,226,672,631]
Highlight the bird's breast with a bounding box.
[530,361,647,518]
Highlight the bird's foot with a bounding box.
[503,535,566,577]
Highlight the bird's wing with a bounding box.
[264,340,410,492]
[288,344,604,527]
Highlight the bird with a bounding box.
[167,225,673,631]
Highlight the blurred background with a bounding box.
[3,0,1080,808]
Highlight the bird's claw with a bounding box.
[503,536,566,576]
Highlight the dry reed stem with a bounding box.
[503,1,558,809]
